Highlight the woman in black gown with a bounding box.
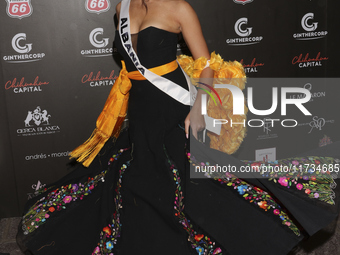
[17,0,340,254]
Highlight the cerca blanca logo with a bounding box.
[24,106,51,126]
[17,106,61,136]
[293,13,328,40]
[81,28,113,57]
[3,33,46,63]
[226,17,263,46]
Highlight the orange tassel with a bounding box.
[69,61,131,167]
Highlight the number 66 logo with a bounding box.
[85,0,111,14]
[6,0,33,19]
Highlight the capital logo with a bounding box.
[85,0,110,14]
[24,106,51,127]
[5,76,49,93]
[12,33,32,54]
[82,70,118,87]
[89,28,109,48]
[6,0,33,19]
[292,52,328,68]
[240,58,265,74]
[235,18,252,37]
[233,0,253,5]
[301,13,318,32]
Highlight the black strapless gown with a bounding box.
[16,27,340,255]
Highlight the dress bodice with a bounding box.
[115,26,179,72]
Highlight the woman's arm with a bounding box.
[176,1,214,139]
[116,2,121,25]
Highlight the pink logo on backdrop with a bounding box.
[6,0,33,19]
[85,0,111,14]
[233,0,253,5]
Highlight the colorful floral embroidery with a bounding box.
[92,161,130,255]
[187,153,301,236]
[22,171,106,235]
[92,148,130,255]
[242,156,339,205]
[21,148,128,236]
[165,146,222,255]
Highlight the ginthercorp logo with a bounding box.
[6,0,33,19]
[12,33,32,53]
[81,28,113,57]
[226,17,263,46]
[17,106,61,136]
[3,33,46,63]
[85,0,110,14]
[233,0,253,5]
[90,28,109,48]
[302,13,318,31]
[293,13,328,40]
[200,83,312,129]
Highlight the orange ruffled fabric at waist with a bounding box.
[127,60,178,80]
[69,60,179,167]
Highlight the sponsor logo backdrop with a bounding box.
[0,0,339,217]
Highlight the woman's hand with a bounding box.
[185,90,206,140]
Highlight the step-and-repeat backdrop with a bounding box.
[1,0,339,217]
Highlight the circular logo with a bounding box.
[235,18,252,37]
[12,33,32,54]
[89,28,109,48]
[301,13,318,32]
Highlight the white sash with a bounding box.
[119,0,221,136]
